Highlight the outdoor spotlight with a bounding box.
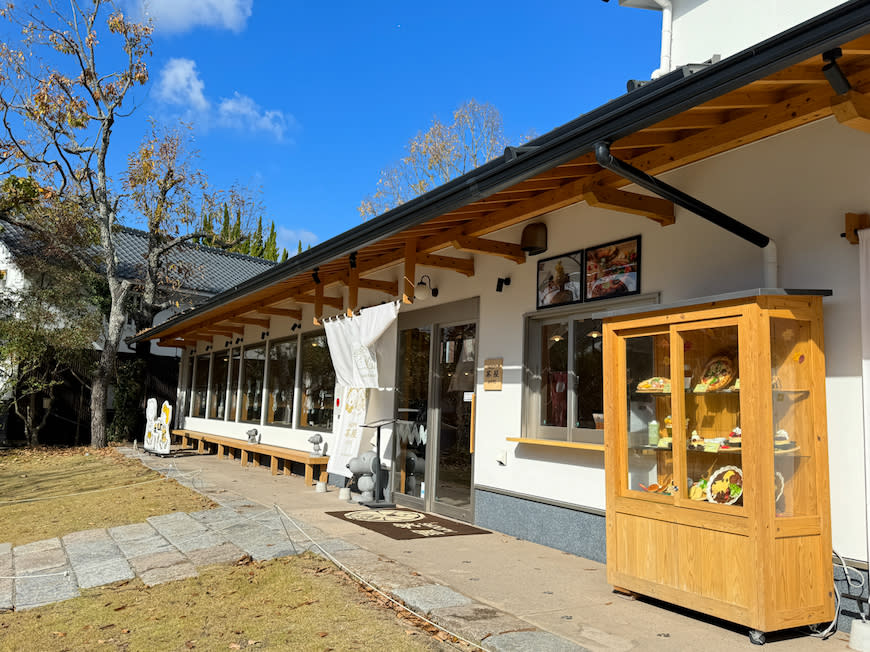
[312,268,321,285]
[235,337,242,344]
[823,48,852,95]
[415,275,438,300]
[349,251,357,269]
[261,331,269,340]
[205,345,211,351]
[225,340,231,347]
[496,277,511,292]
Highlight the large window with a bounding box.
[525,316,603,443]
[191,354,210,418]
[266,339,297,427]
[209,350,230,419]
[241,344,266,423]
[300,332,335,430]
[227,348,241,421]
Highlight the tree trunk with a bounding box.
[90,278,129,448]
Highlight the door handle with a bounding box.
[470,394,476,454]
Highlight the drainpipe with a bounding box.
[650,0,673,79]
[593,141,779,287]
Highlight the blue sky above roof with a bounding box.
[108,1,660,256]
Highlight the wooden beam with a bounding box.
[293,292,343,309]
[403,239,416,304]
[416,253,474,276]
[357,277,398,295]
[220,316,270,328]
[156,339,193,348]
[451,235,526,264]
[347,264,359,316]
[253,306,302,320]
[195,328,236,337]
[845,212,870,244]
[831,90,870,133]
[314,280,324,324]
[582,185,675,226]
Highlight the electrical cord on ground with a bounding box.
[272,504,480,651]
[809,549,867,639]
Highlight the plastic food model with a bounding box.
[707,466,743,504]
[637,376,670,392]
[700,355,735,391]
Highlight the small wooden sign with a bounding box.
[484,358,503,391]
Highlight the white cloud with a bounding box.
[132,0,253,33]
[278,227,319,253]
[155,58,209,112]
[217,92,292,141]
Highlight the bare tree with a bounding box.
[0,1,151,447]
[359,99,532,219]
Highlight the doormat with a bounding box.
[327,508,491,540]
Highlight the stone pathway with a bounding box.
[0,451,589,651]
[0,456,355,611]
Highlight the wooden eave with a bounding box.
[142,35,870,345]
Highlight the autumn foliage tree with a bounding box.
[359,99,532,219]
[0,1,151,448]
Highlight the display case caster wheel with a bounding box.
[749,629,766,645]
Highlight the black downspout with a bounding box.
[594,142,771,249]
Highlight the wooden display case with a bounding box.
[602,293,833,643]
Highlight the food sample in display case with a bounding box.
[603,292,833,643]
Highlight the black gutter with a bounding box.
[593,142,770,248]
[132,0,870,343]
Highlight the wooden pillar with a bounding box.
[314,280,324,325]
[403,239,417,304]
[347,263,359,317]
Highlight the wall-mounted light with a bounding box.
[205,345,211,351]
[520,223,548,256]
[312,268,321,285]
[416,275,438,300]
[235,337,242,345]
[291,323,300,331]
[260,331,270,340]
[349,252,357,269]
[496,277,511,292]
[225,340,231,347]
[823,48,852,95]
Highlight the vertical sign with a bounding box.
[484,358,503,391]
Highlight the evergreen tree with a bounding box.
[230,210,246,254]
[219,203,232,243]
[250,216,264,258]
[262,221,278,261]
[297,240,302,254]
[280,248,288,262]
[200,211,214,245]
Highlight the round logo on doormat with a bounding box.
[344,510,425,523]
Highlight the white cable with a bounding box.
[272,504,479,651]
[0,477,165,505]
[0,570,70,580]
[809,549,867,639]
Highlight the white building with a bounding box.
[135,0,870,637]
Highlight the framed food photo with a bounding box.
[584,236,641,302]
[536,250,584,309]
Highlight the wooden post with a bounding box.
[270,456,278,475]
[314,280,324,324]
[348,263,359,317]
[403,239,417,304]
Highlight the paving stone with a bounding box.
[171,531,228,554]
[129,550,197,587]
[330,548,431,590]
[243,540,300,561]
[484,631,590,652]
[189,507,245,527]
[62,528,111,545]
[108,523,174,558]
[14,538,61,555]
[430,602,535,644]
[392,584,473,614]
[13,547,67,576]
[0,547,12,611]
[14,570,78,609]
[73,559,135,589]
[184,542,246,566]
[306,538,359,555]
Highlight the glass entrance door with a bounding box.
[431,322,476,521]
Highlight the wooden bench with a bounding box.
[172,429,329,486]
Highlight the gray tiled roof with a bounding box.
[0,223,277,295]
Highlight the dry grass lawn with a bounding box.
[0,447,214,546]
[0,554,450,651]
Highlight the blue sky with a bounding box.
[112,1,662,255]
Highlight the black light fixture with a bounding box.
[225,340,231,347]
[205,345,211,351]
[349,251,357,269]
[260,331,269,340]
[235,337,242,344]
[496,277,511,292]
[312,268,321,285]
[823,48,852,95]
[416,275,438,300]
[291,323,300,331]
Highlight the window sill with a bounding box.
[506,437,604,452]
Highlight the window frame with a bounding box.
[522,293,659,443]
[298,330,336,431]
[265,336,299,428]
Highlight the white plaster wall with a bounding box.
[669,0,849,67]
[0,242,27,293]
[175,117,870,560]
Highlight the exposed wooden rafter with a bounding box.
[156,338,194,348]
[220,316,270,328]
[293,292,343,309]
[451,235,526,264]
[416,253,474,276]
[582,185,675,225]
[831,90,870,133]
